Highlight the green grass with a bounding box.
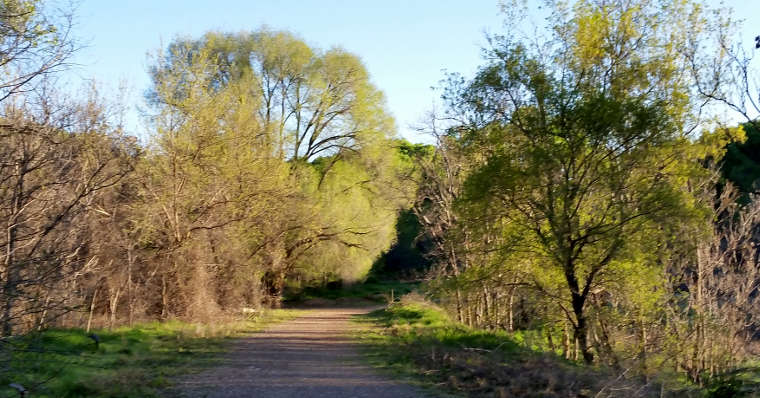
[284,278,419,303]
[0,309,298,398]
[363,299,520,354]
[355,296,530,394]
[704,366,760,398]
[355,295,683,397]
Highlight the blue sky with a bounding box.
[67,1,759,143]
[68,1,505,142]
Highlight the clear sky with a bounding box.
[66,1,759,143]
[68,1,506,143]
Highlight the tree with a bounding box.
[150,29,394,167]
[685,10,760,130]
[0,89,133,335]
[0,0,112,335]
[0,0,75,102]
[446,0,720,363]
[143,31,410,309]
[141,42,291,317]
[667,180,760,383]
[410,113,471,322]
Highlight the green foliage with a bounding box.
[5,1,758,394]
[135,27,415,315]
[0,0,73,100]
[396,140,435,162]
[151,29,395,163]
[431,0,732,366]
[374,209,430,275]
[722,123,760,194]
[705,368,760,398]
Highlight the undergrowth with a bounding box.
[0,309,297,398]
[356,294,717,398]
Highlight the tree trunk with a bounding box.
[2,165,24,336]
[109,286,121,329]
[692,244,706,384]
[562,322,570,359]
[492,291,500,330]
[572,292,594,363]
[574,335,579,361]
[466,294,474,327]
[507,287,515,332]
[2,224,16,336]
[127,248,134,326]
[86,287,99,333]
[36,294,51,331]
[455,288,463,323]
[161,273,168,320]
[639,319,648,380]
[482,284,491,329]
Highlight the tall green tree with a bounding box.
[145,30,410,304]
[141,41,291,316]
[447,0,724,363]
[150,30,394,167]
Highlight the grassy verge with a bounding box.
[0,309,298,398]
[355,294,702,398]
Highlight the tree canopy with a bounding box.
[149,30,394,164]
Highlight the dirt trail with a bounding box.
[171,307,431,398]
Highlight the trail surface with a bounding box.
[172,307,430,398]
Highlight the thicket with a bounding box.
[361,295,709,397]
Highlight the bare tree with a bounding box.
[0,0,76,102]
[0,89,132,335]
[685,14,760,128]
[665,172,760,383]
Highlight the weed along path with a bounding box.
[171,307,431,398]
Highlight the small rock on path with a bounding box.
[171,307,432,398]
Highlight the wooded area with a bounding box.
[0,7,417,334]
[1,0,760,392]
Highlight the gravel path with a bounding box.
[171,307,431,398]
